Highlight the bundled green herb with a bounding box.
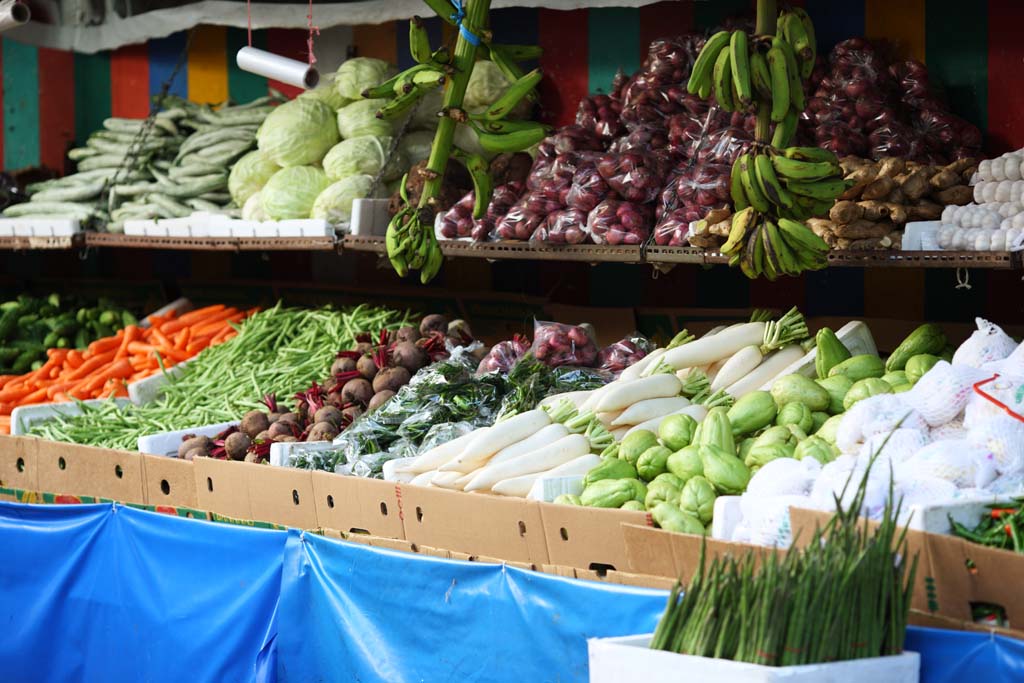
[651,440,918,666]
[30,303,411,449]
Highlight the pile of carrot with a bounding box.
[0,303,256,433]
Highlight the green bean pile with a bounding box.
[7,92,286,231]
[30,303,412,449]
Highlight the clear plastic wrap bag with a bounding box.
[472,181,524,241]
[595,152,666,204]
[867,121,922,160]
[652,208,690,246]
[493,200,544,241]
[575,94,625,140]
[532,320,599,368]
[640,34,704,86]
[587,198,653,246]
[609,124,670,156]
[530,208,590,245]
[666,162,732,223]
[536,125,605,160]
[520,187,567,217]
[814,122,868,158]
[683,125,752,166]
[746,457,821,498]
[597,334,653,376]
[476,334,531,375]
[436,190,476,240]
[566,163,616,213]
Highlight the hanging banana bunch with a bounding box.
[370,0,545,283]
[686,6,846,280]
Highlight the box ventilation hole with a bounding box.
[518,521,526,536]
[292,489,300,505]
[207,477,213,492]
[416,506,423,522]
[160,479,170,495]
[58,457,66,470]
[380,502,388,516]
[560,527,569,541]
[115,465,123,479]
[16,457,24,472]
[327,494,335,508]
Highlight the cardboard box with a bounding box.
[623,523,783,582]
[247,464,318,529]
[538,502,650,573]
[311,471,405,539]
[588,635,919,683]
[35,440,146,505]
[192,456,252,520]
[398,484,549,564]
[141,455,197,508]
[0,435,39,490]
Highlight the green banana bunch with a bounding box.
[409,16,433,64]
[734,147,846,221]
[482,68,542,120]
[689,29,758,113]
[780,8,817,79]
[476,121,549,153]
[721,208,829,281]
[453,149,493,218]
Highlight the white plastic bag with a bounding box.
[895,475,959,508]
[856,428,930,469]
[810,456,892,520]
[952,318,1017,368]
[967,413,1024,474]
[739,493,811,548]
[896,439,996,488]
[904,361,989,427]
[745,457,820,498]
[836,394,924,454]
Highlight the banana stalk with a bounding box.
[753,0,777,145]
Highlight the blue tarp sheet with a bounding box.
[2,501,1023,682]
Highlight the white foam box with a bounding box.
[253,222,278,238]
[903,221,940,251]
[140,297,193,328]
[208,222,233,237]
[230,224,256,238]
[762,320,878,389]
[160,217,191,237]
[588,635,919,683]
[137,421,236,457]
[711,495,1003,544]
[124,219,154,236]
[126,360,190,404]
[12,222,32,236]
[0,219,14,236]
[269,440,338,467]
[351,198,390,237]
[10,398,132,436]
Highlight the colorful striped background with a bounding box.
[0,0,1013,172]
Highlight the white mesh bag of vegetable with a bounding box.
[896,438,998,488]
[310,175,377,226]
[930,417,967,441]
[322,136,405,182]
[260,166,329,220]
[953,318,1017,367]
[967,413,1024,474]
[810,454,893,520]
[228,150,281,206]
[745,457,821,498]
[739,493,812,548]
[336,99,395,140]
[836,394,921,454]
[257,97,340,167]
[855,428,930,469]
[334,57,395,101]
[904,360,989,427]
[894,475,959,508]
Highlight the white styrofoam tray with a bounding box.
[761,320,878,390]
[588,634,919,683]
[126,359,191,405]
[10,398,132,436]
[0,217,81,236]
[136,421,236,457]
[140,296,193,328]
[350,198,389,237]
[269,439,339,467]
[711,494,1005,545]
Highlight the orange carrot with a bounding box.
[51,392,70,403]
[127,341,158,355]
[175,326,191,350]
[64,351,116,382]
[149,326,175,350]
[115,325,142,359]
[155,347,189,363]
[20,387,50,405]
[176,304,226,324]
[45,381,77,399]
[65,350,84,369]
[87,333,123,356]
[0,384,31,403]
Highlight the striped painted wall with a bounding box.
[0,0,1014,172]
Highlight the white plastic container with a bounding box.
[350,198,390,237]
[136,421,235,457]
[761,320,878,389]
[10,398,131,436]
[588,634,919,683]
[269,440,338,467]
[526,475,585,502]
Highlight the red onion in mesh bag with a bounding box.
[521,187,566,216]
[472,181,524,241]
[494,200,544,241]
[566,163,616,213]
[868,121,921,159]
[653,208,691,246]
[587,199,653,246]
[438,190,476,239]
[621,80,692,127]
[674,162,731,208]
[476,334,530,374]
[532,321,598,368]
[595,152,666,204]
[610,124,670,155]
[639,35,703,86]
[610,68,630,101]
[687,126,753,166]
[531,208,590,245]
[814,122,868,157]
[536,125,605,160]
[597,336,651,376]
[575,94,625,140]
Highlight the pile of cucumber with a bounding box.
[0,294,138,373]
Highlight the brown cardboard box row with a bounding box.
[0,434,651,572]
[621,507,1024,641]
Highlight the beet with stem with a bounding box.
[419,314,448,337]
[307,422,340,442]
[225,432,252,461]
[314,405,344,428]
[240,410,270,439]
[356,355,379,381]
[178,435,211,459]
[373,366,411,394]
[367,390,394,412]
[341,378,374,405]
[394,326,419,343]
[391,341,428,373]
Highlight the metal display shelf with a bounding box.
[84,233,340,252]
[0,235,83,250]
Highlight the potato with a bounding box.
[934,185,974,205]
[907,200,942,221]
[830,200,863,224]
[833,219,890,240]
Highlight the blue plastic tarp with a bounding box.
[3,500,1024,683]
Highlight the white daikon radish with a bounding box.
[431,471,466,489]
[580,381,617,411]
[452,470,478,490]
[464,434,590,492]
[596,373,681,412]
[538,390,593,409]
[439,409,551,472]
[660,322,767,370]
[724,345,805,399]
[624,404,707,438]
[701,325,727,338]
[620,347,665,381]
[611,396,691,427]
[596,410,622,426]
[488,423,569,466]
[383,457,418,482]
[491,453,602,497]
[710,345,765,392]
[705,357,727,384]
[409,470,437,487]
[402,429,481,474]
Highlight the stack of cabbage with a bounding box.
[237,57,519,228]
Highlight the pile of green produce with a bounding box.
[950,500,1024,553]
[0,294,137,373]
[292,353,607,477]
[30,303,411,449]
[650,459,916,666]
[561,321,951,532]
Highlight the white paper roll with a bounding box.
[0,0,29,33]
[236,46,319,90]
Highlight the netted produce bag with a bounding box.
[535,125,605,160]
[896,439,998,488]
[809,456,893,520]
[493,200,545,241]
[596,334,653,376]
[854,428,930,468]
[530,208,591,245]
[745,457,821,498]
[531,320,599,368]
[904,360,988,427]
[436,190,477,240]
[663,162,732,224]
[894,475,959,508]
[587,198,654,246]
[966,413,1024,475]
[952,318,1018,368]
[473,181,524,241]
[609,123,671,156]
[566,162,617,213]
[739,493,813,548]
[595,151,667,204]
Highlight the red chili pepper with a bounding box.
[991,508,1018,518]
[1005,524,1013,535]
